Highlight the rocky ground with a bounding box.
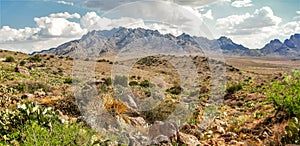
[0,50,295,145]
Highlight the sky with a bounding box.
[0,0,299,53]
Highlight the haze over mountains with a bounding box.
[33,27,300,58]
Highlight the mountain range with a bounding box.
[32,27,300,58]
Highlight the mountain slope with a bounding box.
[32,27,300,57]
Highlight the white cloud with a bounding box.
[281,21,300,36]
[216,7,281,35]
[34,14,85,37]
[216,6,284,48]
[49,12,80,19]
[57,1,74,6]
[293,11,300,20]
[80,12,147,31]
[0,26,40,43]
[0,12,86,53]
[231,0,253,8]
[203,9,214,20]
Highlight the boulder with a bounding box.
[178,132,201,145]
[129,117,146,127]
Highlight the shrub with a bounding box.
[0,102,59,143]
[13,82,51,93]
[140,80,150,88]
[4,56,15,62]
[0,101,97,145]
[19,60,26,66]
[102,77,112,86]
[29,55,42,62]
[268,71,300,117]
[129,81,139,86]
[281,117,300,144]
[226,83,242,94]
[64,78,73,84]
[166,85,183,95]
[21,121,96,146]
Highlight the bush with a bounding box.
[4,56,15,62]
[102,77,112,86]
[166,85,183,95]
[282,117,300,144]
[0,102,59,143]
[29,55,42,62]
[19,60,26,66]
[64,78,73,84]
[268,71,300,117]
[140,80,150,88]
[0,101,97,145]
[129,81,139,86]
[226,83,242,94]
[13,82,51,93]
[22,121,96,146]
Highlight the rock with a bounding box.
[178,132,201,145]
[223,132,237,137]
[126,95,138,109]
[211,138,225,146]
[207,130,213,135]
[229,140,244,145]
[151,135,170,145]
[34,89,46,97]
[21,94,34,100]
[129,117,146,127]
[149,121,178,142]
[215,119,227,127]
[259,131,269,139]
[216,126,226,134]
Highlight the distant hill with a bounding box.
[32,27,300,58]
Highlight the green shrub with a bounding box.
[29,55,42,62]
[282,117,300,144]
[102,77,112,86]
[129,81,139,86]
[0,101,97,145]
[166,85,183,95]
[13,82,51,93]
[0,102,59,143]
[19,60,26,66]
[22,121,96,146]
[226,83,242,94]
[64,78,73,84]
[268,71,300,117]
[140,80,150,88]
[4,56,15,62]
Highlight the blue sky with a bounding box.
[0,0,299,53]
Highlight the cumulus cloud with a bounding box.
[0,12,86,53]
[34,13,85,37]
[80,12,146,31]
[281,21,300,36]
[231,0,253,8]
[216,7,281,35]
[49,12,80,19]
[0,26,40,43]
[57,1,74,6]
[216,6,284,48]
